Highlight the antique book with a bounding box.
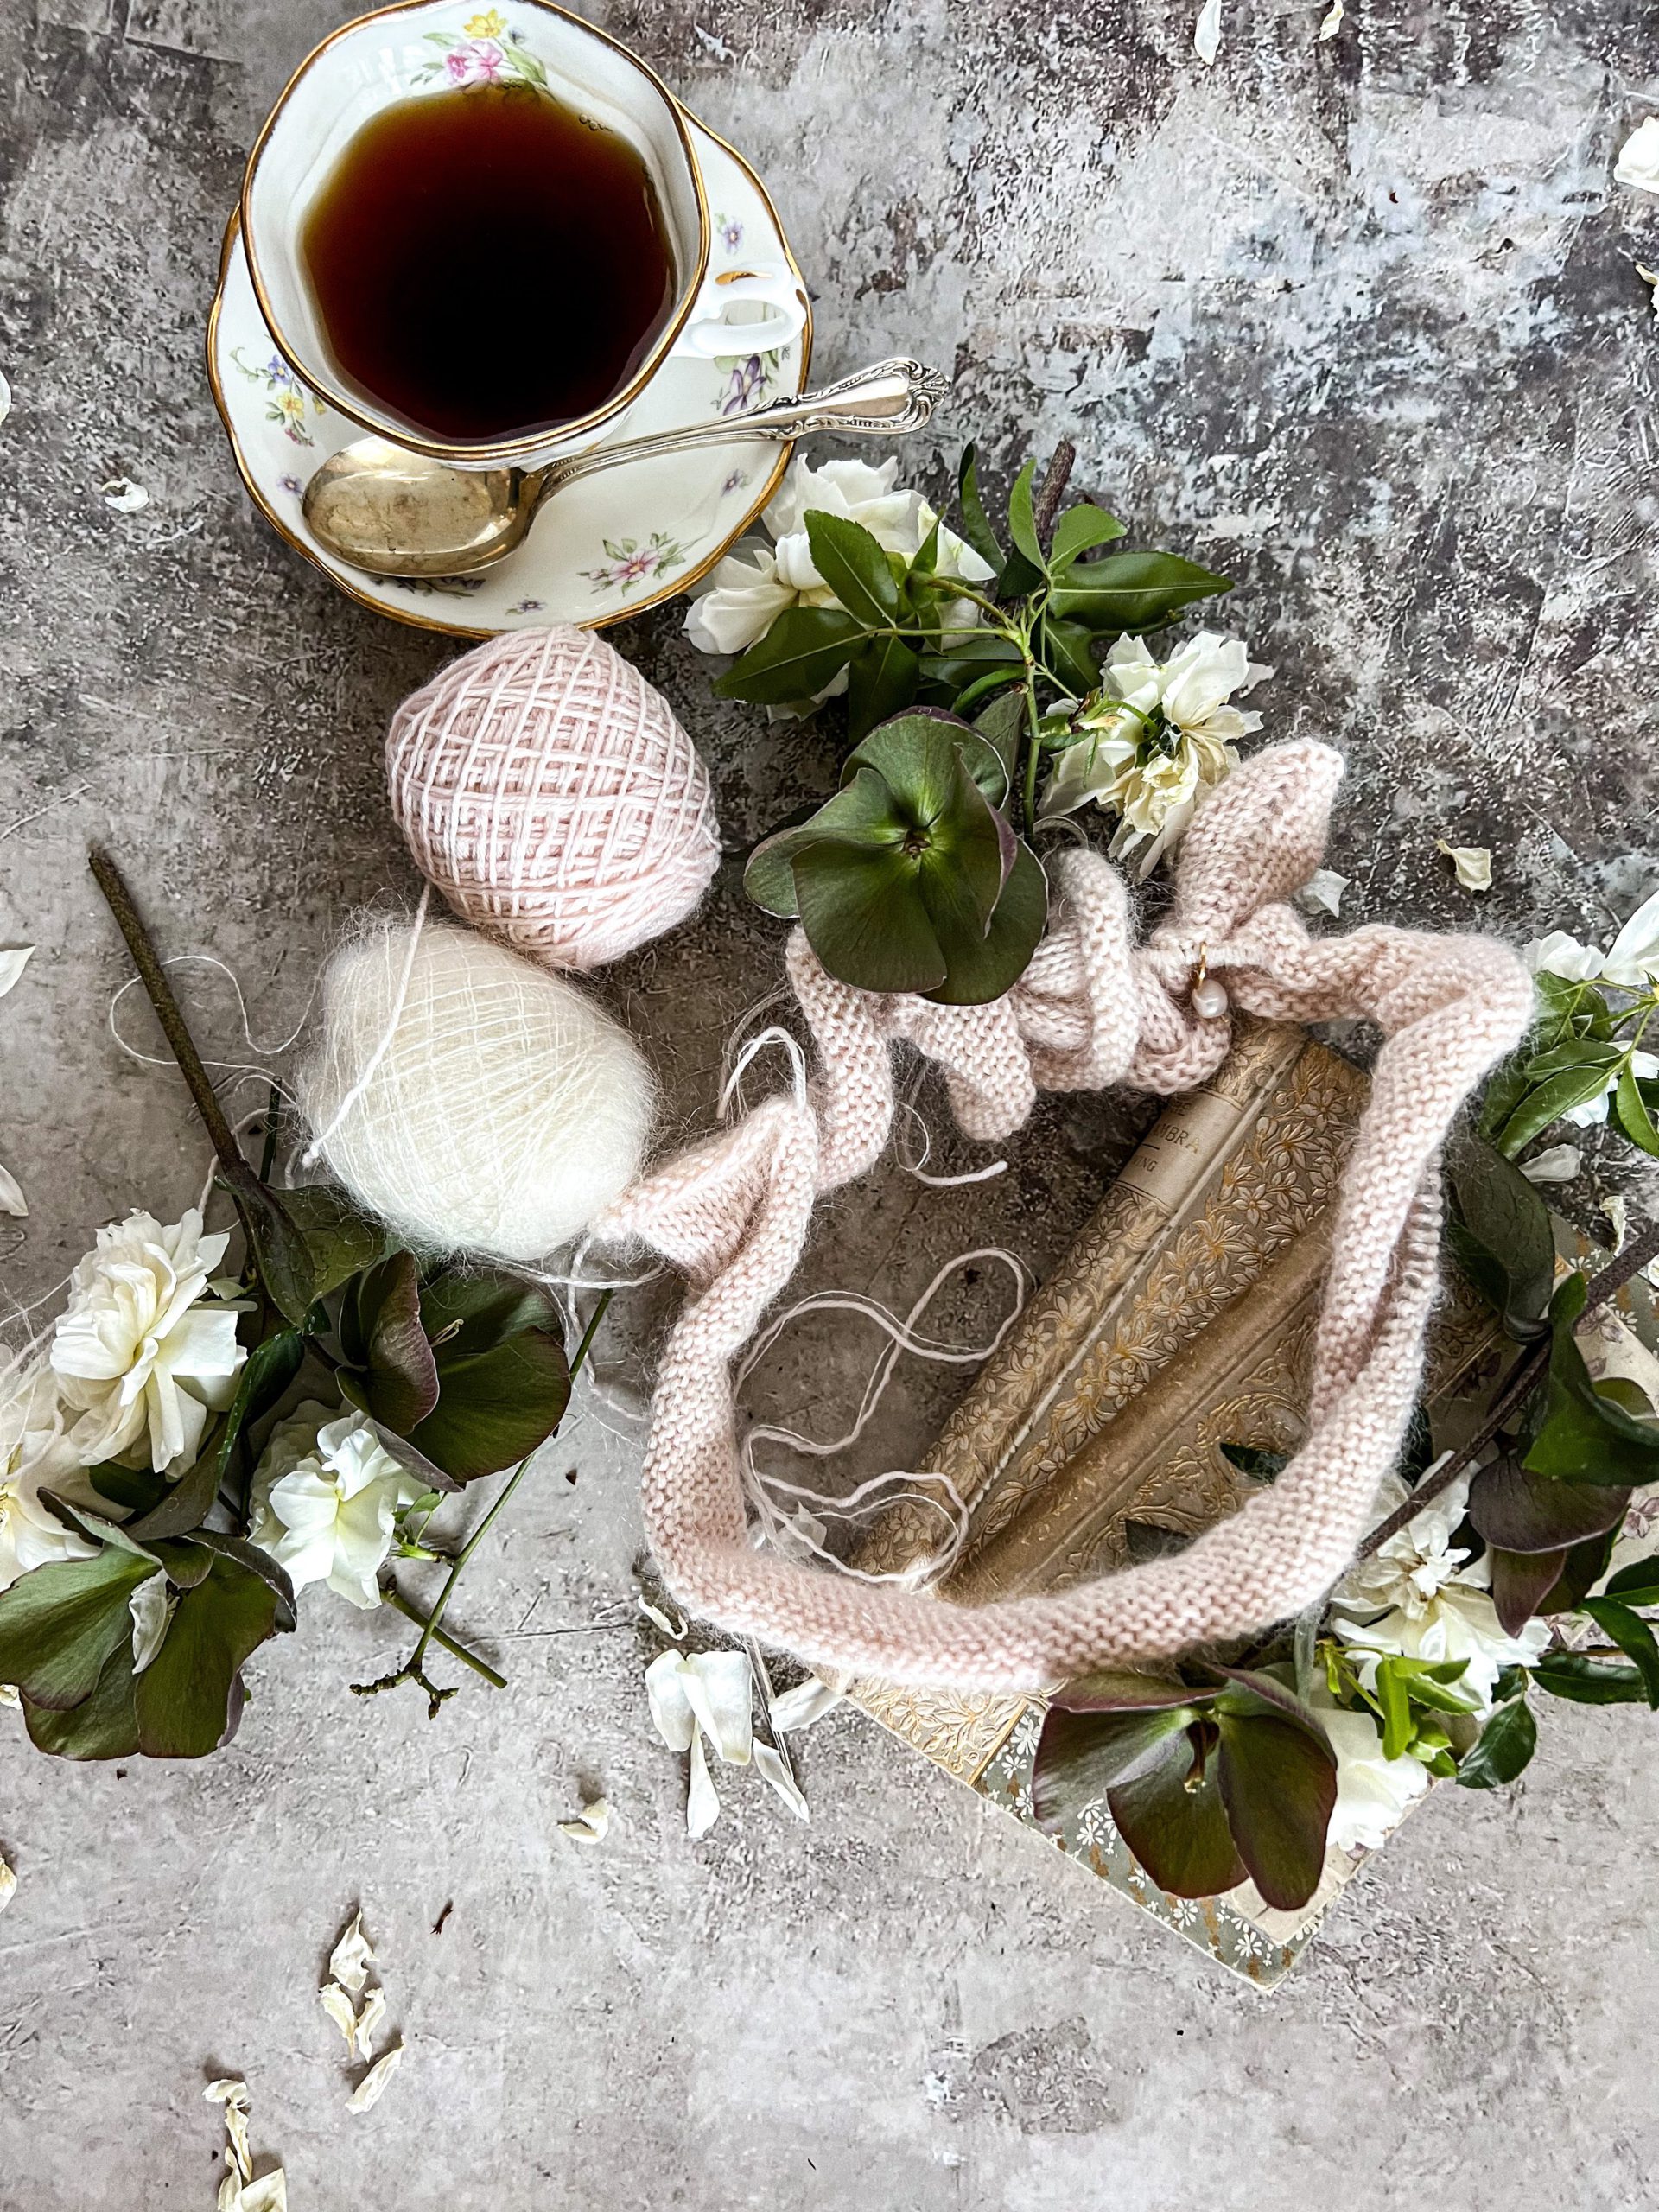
[845,1020,1657,1986]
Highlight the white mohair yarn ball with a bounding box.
[298,918,653,1264]
[385,623,721,974]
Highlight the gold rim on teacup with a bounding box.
[240,0,726,469]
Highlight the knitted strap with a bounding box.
[595,741,1534,1690]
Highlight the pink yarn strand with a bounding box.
[593,739,1535,1692]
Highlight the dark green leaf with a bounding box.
[845,633,922,742]
[409,1318,571,1484]
[1489,1545,1567,1635]
[1532,1652,1652,1704]
[180,1530,296,1624]
[1037,614,1099,698]
[1478,1057,1532,1143]
[950,665,1027,718]
[921,840,1047,1007]
[280,1183,392,1300]
[232,1181,319,1329]
[1049,504,1127,569]
[1605,1554,1659,1608]
[1580,1597,1659,1707]
[1052,1668,1208,1713]
[1030,1701,1200,1832]
[134,1554,282,1758]
[973,688,1026,790]
[743,766,906,920]
[1000,458,1046,597]
[1540,1522,1624,1615]
[1446,1135,1555,1336]
[343,1255,440,1435]
[1495,1065,1618,1157]
[0,1548,153,1710]
[1215,1710,1337,1910]
[36,1493,162,1562]
[1109,1725,1245,1899]
[1219,1442,1289,1481]
[907,516,941,578]
[1521,1039,1622,1077]
[954,444,1004,572]
[417,1269,563,1362]
[715,606,868,705]
[1455,1695,1537,1789]
[803,511,902,626]
[1467,1455,1630,1553]
[149,1538,214,1591]
[88,1463,169,1514]
[1524,1277,1659,1485]
[792,838,947,993]
[22,1642,141,1761]
[1047,550,1232,633]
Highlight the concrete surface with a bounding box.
[3,0,1659,2205]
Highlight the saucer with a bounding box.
[207,110,811,639]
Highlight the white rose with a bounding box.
[1615,117,1659,194]
[50,1209,245,1474]
[1316,1699,1433,1853]
[682,543,798,655]
[248,1403,427,1610]
[0,1351,94,1592]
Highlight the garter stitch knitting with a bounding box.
[593,740,1534,1690]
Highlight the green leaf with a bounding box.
[1605,1554,1659,1608]
[1376,1656,1414,1760]
[973,689,1026,790]
[1446,1135,1555,1336]
[232,1183,318,1329]
[954,443,1003,572]
[1533,1652,1653,1704]
[1494,1065,1618,1157]
[1524,1277,1659,1486]
[0,1548,154,1710]
[1455,1695,1537,1789]
[950,665,1027,718]
[1467,1454,1630,1553]
[127,1327,305,1542]
[88,1463,169,1515]
[1005,458,1046,574]
[803,511,902,627]
[22,1642,141,1761]
[845,633,922,742]
[792,839,949,994]
[1540,1522,1624,1616]
[1047,550,1232,633]
[1037,614,1099,699]
[408,1287,570,1485]
[715,606,869,705]
[180,1530,296,1621]
[1478,1057,1532,1143]
[341,1255,440,1435]
[1214,1710,1337,1910]
[1613,1062,1659,1157]
[280,1184,392,1300]
[1052,1668,1208,1712]
[134,1554,283,1758]
[1521,1039,1622,1078]
[744,769,906,920]
[1030,1700,1201,1832]
[1108,1724,1245,1899]
[1048,504,1127,569]
[921,841,1047,1008]
[1580,1597,1659,1707]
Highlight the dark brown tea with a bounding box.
[300,86,677,444]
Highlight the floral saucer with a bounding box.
[207,111,810,639]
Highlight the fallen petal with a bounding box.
[1519,1143,1581,1185]
[101,475,149,513]
[0,370,10,429]
[0,948,32,998]
[223,2102,253,2183]
[1194,0,1222,61]
[638,1594,687,1640]
[1317,0,1344,35]
[769,1677,843,1732]
[1602,1194,1629,1252]
[682,1649,753,1765]
[1296,868,1348,918]
[239,2175,288,2212]
[318,1981,359,2051]
[645,1649,696,1752]
[352,1986,387,2063]
[755,1742,810,1822]
[346,2042,404,2114]
[0,1683,18,1709]
[557,1795,612,1844]
[1437,840,1492,893]
[327,1910,374,1996]
[0,1855,15,1914]
[204,2081,251,2110]
[686,1727,721,1839]
[0,1164,24,1218]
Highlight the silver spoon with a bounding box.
[302,359,950,579]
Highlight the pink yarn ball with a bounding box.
[385,625,721,973]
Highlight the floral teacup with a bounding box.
[242,0,806,470]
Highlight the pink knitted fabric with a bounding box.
[386,626,721,972]
[594,740,1534,1690]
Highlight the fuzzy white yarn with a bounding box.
[298,918,654,1264]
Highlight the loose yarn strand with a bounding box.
[302,885,431,1167]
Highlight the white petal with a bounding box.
[637,1594,687,1640]
[218,2171,242,2212]
[1193,0,1222,61]
[686,1727,721,1839]
[224,2100,253,2183]
[1437,841,1492,893]
[1602,1194,1629,1252]
[327,1910,374,1996]
[346,2042,404,2113]
[239,2175,288,2212]
[352,1986,387,2063]
[0,1854,15,1914]
[101,476,149,513]
[1602,887,1659,986]
[1297,868,1348,918]
[0,947,33,999]
[645,1649,696,1751]
[128,1569,174,1673]
[1519,1143,1582,1184]
[682,1649,753,1765]
[755,1742,810,1822]
[1317,0,1343,35]
[769,1677,842,1732]
[204,2080,251,2109]
[0,1683,19,1709]
[0,371,10,429]
[0,1163,25,1218]
[557,1795,612,1843]
[319,1981,359,2051]
[1614,116,1659,194]
[1637,264,1659,322]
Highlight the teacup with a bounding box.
[242,0,807,469]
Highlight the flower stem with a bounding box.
[1031,442,1077,541]
[378,1586,506,1689]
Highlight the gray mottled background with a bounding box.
[3,0,1659,2205]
